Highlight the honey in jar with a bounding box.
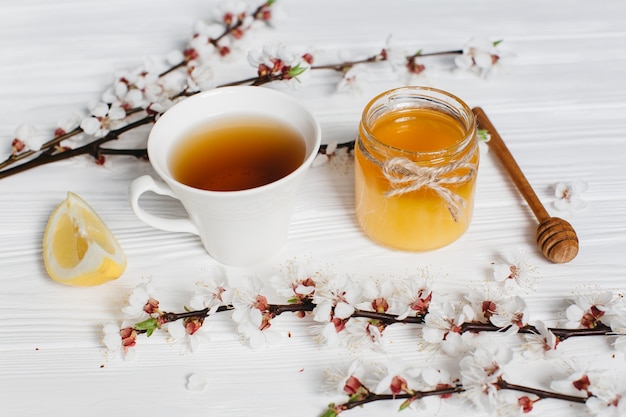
[355,86,479,251]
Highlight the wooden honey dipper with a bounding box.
[472,107,579,263]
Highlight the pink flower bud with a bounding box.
[518,396,536,413]
[343,375,363,396]
[390,375,409,395]
[302,53,314,65]
[143,297,160,314]
[11,138,25,154]
[119,327,138,351]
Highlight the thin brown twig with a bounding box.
[0,5,463,180]
[497,378,588,404]
[0,115,155,180]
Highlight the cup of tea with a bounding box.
[128,86,321,266]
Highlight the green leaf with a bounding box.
[399,398,413,411]
[477,128,491,143]
[134,317,159,337]
[288,63,308,78]
[493,39,504,47]
[319,409,337,417]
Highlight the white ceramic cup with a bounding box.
[128,86,321,266]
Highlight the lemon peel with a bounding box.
[43,192,127,286]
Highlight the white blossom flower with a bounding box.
[14,124,47,151]
[493,391,536,417]
[550,362,626,417]
[553,179,588,212]
[102,322,123,354]
[235,308,283,349]
[551,373,589,397]
[269,259,319,303]
[247,43,312,88]
[612,337,626,360]
[378,35,434,84]
[373,358,421,396]
[521,320,560,360]
[121,281,159,321]
[401,51,431,86]
[455,37,505,78]
[309,321,342,348]
[312,273,361,323]
[356,278,395,313]
[231,278,282,349]
[585,373,626,417]
[99,62,179,114]
[492,248,538,292]
[343,317,384,352]
[420,367,461,409]
[336,64,369,95]
[186,63,215,92]
[210,0,250,26]
[565,290,616,329]
[464,281,508,323]
[166,49,185,66]
[459,344,513,412]
[421,367,452,388]
[101,321,136,361]
[390,271,433,320]
[609,316,626,359]
[80,102,126,137]
[379,34,410,72]
[101,65,161,110]
[188,21,222,61]
[56,111,83,135]
[53,113,87,150]
[323,360,368,396]
[550,360,597,397]
[247,43,288,69]
[489,295,528,331]
[166,317,210,353]
[422,297,475,356]
[143,71,185,114]
[189,265,234,314]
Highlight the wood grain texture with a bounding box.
[1,1,626,416]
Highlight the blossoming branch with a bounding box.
[102,255,626,417]
[0,0,504,180]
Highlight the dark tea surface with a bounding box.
[170,116,306,191]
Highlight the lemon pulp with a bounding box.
[43,192,127,286]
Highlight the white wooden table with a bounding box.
[1,1,625,416]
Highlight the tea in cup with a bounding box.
[128,86,321,266]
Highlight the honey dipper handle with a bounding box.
[472,107,550,223]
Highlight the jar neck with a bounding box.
[359,86,476,164]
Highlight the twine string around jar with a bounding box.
[358,139,477,222]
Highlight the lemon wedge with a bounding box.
[43,192,127,286]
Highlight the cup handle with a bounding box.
[128,175,199,235]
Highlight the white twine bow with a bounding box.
[382,152,476,222]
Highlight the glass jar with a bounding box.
[355,86,479,251]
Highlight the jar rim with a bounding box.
[360,86,476,158]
